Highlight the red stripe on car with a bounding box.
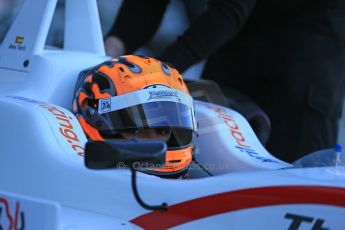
[130,186,345,229]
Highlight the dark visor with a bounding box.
[89,101,195,132]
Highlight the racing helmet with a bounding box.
[73,55,197,178]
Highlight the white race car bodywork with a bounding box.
[0,0,345,229]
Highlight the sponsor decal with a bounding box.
[0,198,25,230]
[148,90,180,101]
[285,213,328,230]
[39,104,85,157]
[7,96,85,157]
[235,146,278,163]
[100,98,111,113]
[213,107,279,163]
[8,36,26,51]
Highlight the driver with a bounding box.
[72,55,197,178]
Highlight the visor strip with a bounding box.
[98,88,194,114]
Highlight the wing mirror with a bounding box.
[84,140,168,212]
[85,140,166,169]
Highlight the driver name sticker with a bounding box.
[8,36,26,51]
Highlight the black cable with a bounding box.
[18,212,25,230]
[130,166,168,212]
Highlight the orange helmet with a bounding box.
[73,55,197,178]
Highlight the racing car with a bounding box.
[0,0,345,229]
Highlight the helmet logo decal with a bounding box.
[100,98,111,113]
[148,90,180,102]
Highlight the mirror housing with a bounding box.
[84,140,167,169]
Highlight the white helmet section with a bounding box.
[194,100,292,174]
